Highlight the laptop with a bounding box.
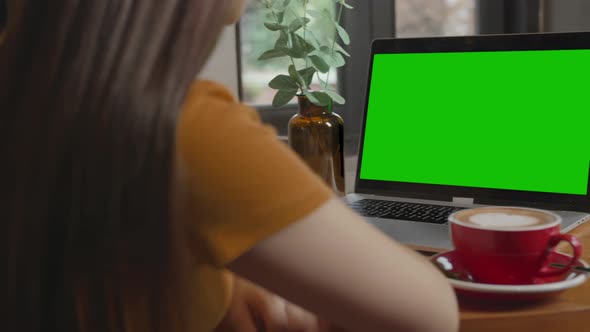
[345,32,590,251]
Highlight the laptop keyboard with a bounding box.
[348,199,465,224]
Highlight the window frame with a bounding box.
[478,0,541,34]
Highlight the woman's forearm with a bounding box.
[229,197,459,332]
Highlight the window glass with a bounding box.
[396,0,476,38]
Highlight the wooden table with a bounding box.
[457,221,590,332]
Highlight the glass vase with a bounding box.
[288,95,345,196]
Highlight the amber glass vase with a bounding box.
[288,95,345,196]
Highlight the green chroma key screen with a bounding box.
[361,50,590,195]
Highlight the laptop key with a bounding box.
[349,199,465,224]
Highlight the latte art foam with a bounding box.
[468,213,541,228]
[453,207,557,229]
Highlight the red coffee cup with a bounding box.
[449,206,583,285]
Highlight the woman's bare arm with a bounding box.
[229,197,459,332]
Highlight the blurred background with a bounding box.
[201,0,590,154]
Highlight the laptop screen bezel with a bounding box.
[355,32,590,213]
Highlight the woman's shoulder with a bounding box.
[179,80,261,128]
[185,80,237,106]
[178,79,267,135]
[182,80,248,116]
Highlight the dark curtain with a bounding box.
[0,0,6,29]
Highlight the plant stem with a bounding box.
[303,0,309,69]
[290,57,303,94]
[315,71,324,90]
[287,7,312,91]
[324,2,344,90]
[270,7,303,94]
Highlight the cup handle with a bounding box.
[537,234,583,277]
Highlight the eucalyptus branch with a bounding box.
[315,71,324,88]
[286,7,308,91]
[270,7,302,94]
[258,0,352,107]
[288,8,300,22]
[290,58,303,93]
[303,0,309,68]
[324,2,345,90]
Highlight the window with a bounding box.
[396,0,476,37]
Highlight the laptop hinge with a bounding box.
[452,197,475,205]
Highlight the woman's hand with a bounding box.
[215,275,331,332]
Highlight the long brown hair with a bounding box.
[0,1,230,331]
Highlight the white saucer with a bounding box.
[432,250,589,302]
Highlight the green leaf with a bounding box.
[311,91,331,106]
[276,11,285,24]
[309,55,330,73]
[298,67,316,86]
[285,49,303,59]
[272,0,289,11]
[305,30,323,48]
[315,8,351,45]
[294,33,315,53]
[325,90,346,104]
[283,0,292,8]
[328,38,351,57]
[303,89,320,104]
[331,53,346,67]
[264,22,288,31]
[288,33,304,58]
[275,31,289,49]
[288,65,306,87]
[273,89,297,108]
[268,74,299,91]
[306,9,323,18]
[289,65,315,88]
[339,1,354,9]
[322,8,336,22]
[289,17,311,32]
[335,23,350,45]
[258,48,288,60]
[320,48,345,67]
[288,33,315,58]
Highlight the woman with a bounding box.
[0,1,459,332]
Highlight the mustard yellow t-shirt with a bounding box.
[176,81,333,331]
